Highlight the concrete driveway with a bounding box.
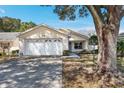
[0,57,62,88]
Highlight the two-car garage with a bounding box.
[23,38,63,56]
[18,25,69,56]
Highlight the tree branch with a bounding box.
[86,5,103,28]
[118,6,124,20]
[114,5,124,20]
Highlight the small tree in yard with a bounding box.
[117,40,124,60]
[89,35,98,46]
[53,5,124,87]
[89,35,98,63]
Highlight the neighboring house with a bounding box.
[18,24,89,56]
[118,32,124,40]
[0,32,20,55]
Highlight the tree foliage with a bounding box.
[54,6,89,20]
[0,16,21,32]
[0,16,37,32]
[18,21,36,32]
[53,6,124,23]
[117,39,124,57]
[89,35,98,45]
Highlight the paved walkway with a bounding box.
[0,57,62,88]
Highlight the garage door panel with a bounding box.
[54,41,62,55]
[25,41,46,55]
[52,41,58,55]
[45,41,52,55]
[53,42,58,55]
[24,39,63,56]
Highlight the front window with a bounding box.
[1,43,10,49]
[74,42,82,49]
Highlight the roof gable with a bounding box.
[59,29,89,40]
[18,24,68,38]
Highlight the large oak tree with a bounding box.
[53,5,124,73]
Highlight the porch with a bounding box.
[0,40,16,56]
[69,40,88,52]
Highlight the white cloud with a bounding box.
[72,26,95,31]
[119,29,124,33]
[0,8,5,14]
[71,26,95,36]
[76,26,124,34]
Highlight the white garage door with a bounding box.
[24,39,63,56]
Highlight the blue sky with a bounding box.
[0,5,124,33]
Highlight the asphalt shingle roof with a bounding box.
[0,32,20,40]
[119,32,124,36]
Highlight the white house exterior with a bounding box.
[0,32,20,55]
[18,24,89,56]
[58,28,89,52]
[0,24,89,56]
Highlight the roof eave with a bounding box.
[18,24,68,38]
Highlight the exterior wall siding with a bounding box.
[9,38,19,52]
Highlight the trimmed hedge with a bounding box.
[12,50,19,55]
[63,50,72,56]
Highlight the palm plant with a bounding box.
[117,40,124,60]
[89,35,98,63]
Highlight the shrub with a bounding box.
[117,40,124,57]
[0,52,6,56]
[12,50,19,55]
[63,50,72,56]
[0,52,2,56]
[91,49,98,54]
[79,49,91,54]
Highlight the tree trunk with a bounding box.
[97,24,119,73]
[86,6,124,87]
[87,6,121,73]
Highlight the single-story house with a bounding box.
[0,24,89,56]
[18,24,89,56]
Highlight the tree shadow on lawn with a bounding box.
[0,58,62,88]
